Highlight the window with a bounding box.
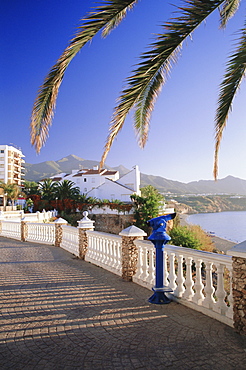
[84,178,87,182]
[0,150,4,153]
[84,188,87,192]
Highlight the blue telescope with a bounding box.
[147,213,176,304]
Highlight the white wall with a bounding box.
[88,179,134,202]
[117,165,140,194]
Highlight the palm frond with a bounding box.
[133,61,170,148]
[214,24,246,179]
[101,0,225,167]
[102,1,138,37]
[220,0,241,28]
[30,0,138,153]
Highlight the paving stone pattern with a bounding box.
[0,236,246,369]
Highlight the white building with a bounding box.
[50,165,141,202]
[0,145,25,186]
[0,145,25,208]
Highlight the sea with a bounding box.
[186,211,246,244]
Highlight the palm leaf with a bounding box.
[30,0,138,153]
[220,0,241,28]
[102,1,137,37]
[101,0,225,168]
[214,24,246,179]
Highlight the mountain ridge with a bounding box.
[24,155,246,195]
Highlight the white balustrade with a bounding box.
[26,223,55,245]
[133,240,233,327]
[60,225,79,257]
[86,231,122,276]
[133,240,155,289]
[0,210,58,222]
[0,220,21,240]
[0,217,234,328]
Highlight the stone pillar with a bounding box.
[77,211,95,260]
[21,219,28,242]
[54,217,68,247]
[119,225,147,282]
[227,242,246,335]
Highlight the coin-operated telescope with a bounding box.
[147,213,176,304]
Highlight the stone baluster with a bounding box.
[77,211,95,260]
[163,251,169,287]
[134,245,144,280]
[112,241,117,269]
[141,245,148,281]
[193,258,205,305]
[183,256,194,301]
[105,237,110,265]
[174,254,185,298]
[92,235,97,260]
[214,263,228,314]
[203,261,216,309]
[119,225,147,282]
[109,239,114,267]
[226,265,234,319]
[168,252,177,292]
[147,247,155,286]
[227,242,246,334]
[116,241,121,272]
[101,237,106,265]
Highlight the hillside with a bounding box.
[24,154,246,195]
[168,194,246,214]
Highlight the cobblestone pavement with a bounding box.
[0,236,246,369]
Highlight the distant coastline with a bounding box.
[179,213,236,253]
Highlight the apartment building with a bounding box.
[0,145,25,186]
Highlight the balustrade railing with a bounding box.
[0,218,236,328]
[86,230,122,276]
[133,240,233,326]
[1,220,21,240]
[26,223,55,245]
[61,225,79,257]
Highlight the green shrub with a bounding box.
[169,226,201,250]
[169,224,215,252]
[131,185,164,233]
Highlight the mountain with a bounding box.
[187,176,246,195]
[24,155,246,195]
[24,155,114,181]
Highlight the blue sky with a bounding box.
[1,0,246,183]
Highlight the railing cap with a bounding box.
[227,240,246,259]
[119,225,147,237]
[54,217,68,224]
[77,211,95,229]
